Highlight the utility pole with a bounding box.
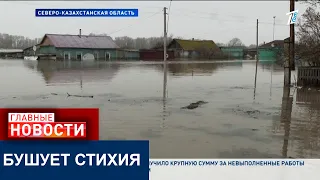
[271,16,276,99]
[163,7,167,62]
[163,7,168,100]
[254,19,259,99]
[273,16,276,41]
[256,19,259,61]
[285,0,295,86]
[290,0,295,71]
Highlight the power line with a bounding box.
[169,12,254,24]
[167,7,285,23]
[259,22,288,26]
[163,7,290,26]
[108,11,162,35]
[180,26,256,39]
[171,8,254,20]
[168,11,289,27]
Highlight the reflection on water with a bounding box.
[1,59,320,158]
[24,60,121,85]
[162,62,168,129]
[280,86,293,158]
[293,89,320,157]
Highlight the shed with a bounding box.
[116,49,140,60]
[139,49,175,61]
[23,45,40,56]
[258,40,285,60]
[36,33,120,61]
[243,48,257,59]
[167,39,222,59]
[0,49,23,59]
[219,46,245,59]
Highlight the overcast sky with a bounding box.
[0,1,308,45]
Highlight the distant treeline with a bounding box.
[0,33,42,49]
[113,35,174,49]
[0,33,175,50]
[0,32,254,50]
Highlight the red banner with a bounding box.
[0,108,99,140]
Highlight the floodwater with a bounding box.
[1,59,320,158]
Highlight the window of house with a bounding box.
[105,52,110,61]
[94,52,99,60]
[64,52,70,60]
[76,52,82,61]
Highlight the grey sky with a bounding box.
[0,1,308,45]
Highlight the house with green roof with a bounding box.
[167,38,223,59]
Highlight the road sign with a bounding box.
[32,46,37,52]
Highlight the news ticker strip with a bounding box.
[35,9,139,17]
[0,108,99,140]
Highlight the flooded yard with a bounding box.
[1,59,320,158]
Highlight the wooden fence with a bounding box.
[296,88,320,104]
[297,67,320,87]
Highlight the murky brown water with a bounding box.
[1,59,320,158]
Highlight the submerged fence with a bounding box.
[296,88,320,104]
[297,67,320,87]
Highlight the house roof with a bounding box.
[219,46,246,49]
[118,49,139,52]
[259,40,285,48]
[0,49,23,53]
[139,49,174,52]
[40,34,120,49]
[169,39,220,51]
[23,44,40,51]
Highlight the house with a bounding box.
[258,39,286,60]
[32,33,121,61]
[23,45,39,56]
[139,49,175,61]
[167,38,222,59]
[219,46,245,59]
[243,48,257,60]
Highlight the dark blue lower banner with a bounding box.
[0,140,149,180]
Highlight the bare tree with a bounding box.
[216,42,225,47]
[88,33,108,36]
[247,44,256,48]
[227,38,245,47]
[296,7,320,66]
[0,33,40,49]
[114,36,135,49]
[194,45,228,60]
[303,0,320,7]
